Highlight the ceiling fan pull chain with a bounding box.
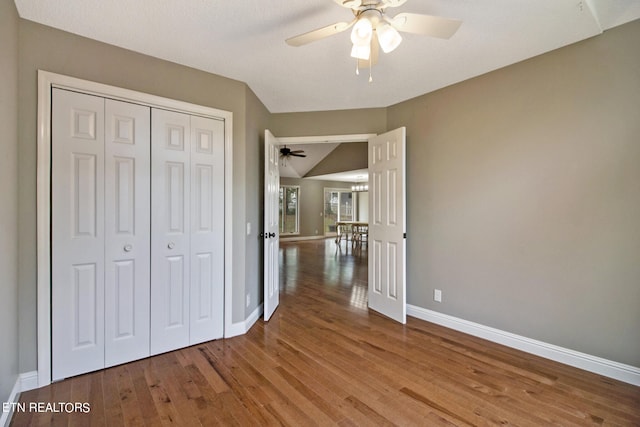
[356,60,360,75]
[369,54,373,83]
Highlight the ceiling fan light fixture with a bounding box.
[286,0,462,79]
[350,18,373,46]
[377,22,402,53]
[351,43,371,60]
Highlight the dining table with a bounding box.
[335,221,368,245]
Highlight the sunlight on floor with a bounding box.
[280,245,299,291]
[349,284,368,310]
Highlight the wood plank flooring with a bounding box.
[12,238,640,426]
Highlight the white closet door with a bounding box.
[52,89,106,380]
[104,99,151,367]
[150,109,191,355]
[189,116,225,344]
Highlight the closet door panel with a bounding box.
[104,99,151,367]
[52,89,105,380]
[151,109,191,355]
[189,116,225,344]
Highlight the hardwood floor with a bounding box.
[13,238,640,426]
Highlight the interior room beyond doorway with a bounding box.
[276,134,373,243]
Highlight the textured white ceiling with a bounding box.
[14,0,640,113]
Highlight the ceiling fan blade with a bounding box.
[290,153,307,157]
[380,0,408,7]
[286,20,355,47]
[289,149,305,153]
[391,13,462,39]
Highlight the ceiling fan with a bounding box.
[286,0,462,80]
[280,146,307,158]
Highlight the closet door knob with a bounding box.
[167,242,175,249]
[123,244,133,252]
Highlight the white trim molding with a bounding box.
[0,371,38,427]
[407,304,640,387]
[0,377,20,427]
[17,372,38,393]
[278,133,376,145]
[225,304,264,338]
[37,70,234,388]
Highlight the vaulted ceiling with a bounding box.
[14,0,640,113]
[279,143,341,179]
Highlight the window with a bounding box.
[279,185,300,234]
[323,188,354,235]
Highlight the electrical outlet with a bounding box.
[434,289,442,303]
[246,294,251,307]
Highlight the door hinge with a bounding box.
[403,233,407,239]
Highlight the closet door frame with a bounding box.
[36,70,234,387]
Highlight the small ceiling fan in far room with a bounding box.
[285,0,462,81]
[280,146,307,158]
[280,146,306,166]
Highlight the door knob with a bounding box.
[269,232,276,238]
[167,242,175,249]
[123,244,133,252]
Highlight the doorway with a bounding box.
[264,130,407,324]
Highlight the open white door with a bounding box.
[368,127,407,323]
[264,130,280,321]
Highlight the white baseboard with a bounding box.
[18,371,38,393]
[225,303,264,338]
[0,377,20,427]
[1,371,38,427]
[407,304,640,387]
[280,235,328,242]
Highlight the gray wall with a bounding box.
[6,10,639,384]
[280,178,354,238]
[0,0,20,403]
[387,20,640,366]
[270,108,387,137]
[12,45,385,369]
[305,142,368,177]
[357,192,368,222]
[270,21,640,367]
[17,19,257,371]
